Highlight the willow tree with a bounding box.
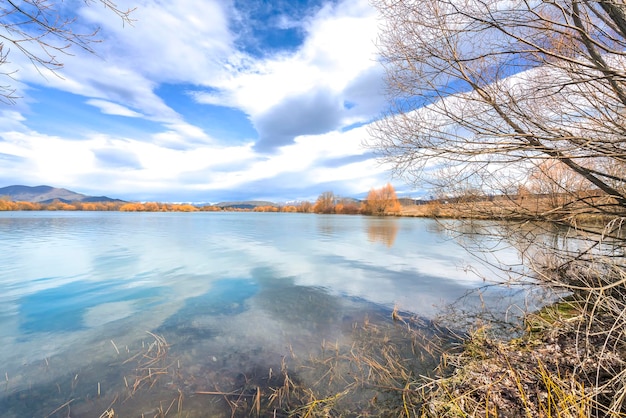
[369,0,626,414]
[0,0,133,103]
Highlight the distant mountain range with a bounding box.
[215,200,277,209]
[0,185,125,204]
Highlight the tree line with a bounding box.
[0,183,403,215]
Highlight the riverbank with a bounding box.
[420,300,626,417]
[399,196,618,223]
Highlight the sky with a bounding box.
[0,0,416,203]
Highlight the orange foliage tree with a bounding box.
[361,183,401,215]
[253,205,278,212]
[313,191,336,214]
[15,201,42,211]
[335,198,360,215]
[0,199,17,211]
[295,201,313,213]
[174,204,199,212]
[46,200,77,211]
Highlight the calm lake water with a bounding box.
[0,211,537,416]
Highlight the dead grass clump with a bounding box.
[421,313,626,418]
[122,331,172,397]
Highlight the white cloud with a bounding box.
[80,0,234,85]
[86,99,143,117]
[0,110,29,132]
[0,116,394,201]
[0,0,400,201]
[193,0,384,151]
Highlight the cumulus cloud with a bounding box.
[0,110,29,133]
[192,0,384,151]
[80,0,234,85]
[0,0,403,201]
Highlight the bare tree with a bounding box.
[0,0,133,103]
[528,158,590,209]
[370,0,626,220]
[369,0,626,415]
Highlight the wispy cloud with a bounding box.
[86,99,143,118]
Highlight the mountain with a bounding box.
[215,200,277,209]
[0,185,124,203]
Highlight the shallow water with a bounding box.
[0,211,536,416]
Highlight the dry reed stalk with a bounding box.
[98,408,115,418]
[45,398,74,417]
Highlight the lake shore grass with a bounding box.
[399,196,620,224]
[420,303,626,417]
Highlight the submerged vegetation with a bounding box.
[3,313,458,417]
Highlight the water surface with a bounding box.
[0,211,533,416]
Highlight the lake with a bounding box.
[0,211,538,416]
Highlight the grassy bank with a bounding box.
[422,301,626,417]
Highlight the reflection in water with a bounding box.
[316,214,336,239]
[0,212,537,416]
[366,217,399,247]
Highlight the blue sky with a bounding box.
[0,0,416,203]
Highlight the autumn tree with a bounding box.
[81,202,99,211]
[0,199,17,211]
[199,205,221,212]
[45,200,76,211]
[174,204,198,212]
[253,205,278,212]
[15,201,41,211]
[313,191,336,214]
[361,183,401,216]
[119,202,145,212]
[143,202,160,212]
[335,198,361,215]
[295,201,313,213]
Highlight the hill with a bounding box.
[0,185,124,203]
[215,200,277,209]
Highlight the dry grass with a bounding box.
[401,194,620,223]
[421,326,597,417]
[400,201,626,417]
